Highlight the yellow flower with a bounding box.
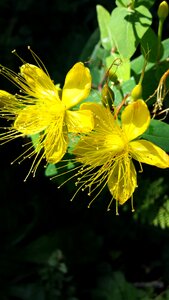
[0,59,94,176]
[73,100,169,211]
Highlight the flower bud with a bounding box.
[101,83,114,109]
[108,72,119,85]
[158,1,169,21]
[131,83,142,101]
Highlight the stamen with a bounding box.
[87,180,108,208]
[139,162,143,173]
[11,49,27,65]
[131,196,135,212]
[107,197,114,211]
[23,150,44,182]
[116,200,119,216]
[70,182,86,202]
[55,170,78,188]
[28,46,50,76]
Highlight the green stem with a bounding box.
[139,54,148,85]
[157,19,164,63]
[130,0,135,10]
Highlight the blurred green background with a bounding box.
[1,0,169,299]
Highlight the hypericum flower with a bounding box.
[73,100,169,213]
[0,53,94,178]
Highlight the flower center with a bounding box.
[104,132,127,154]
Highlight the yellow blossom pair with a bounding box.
[73,100,169,210]
[0,52,169,210]
[0,59,94,175]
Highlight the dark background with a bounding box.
[1,1,169,300]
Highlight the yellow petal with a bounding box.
[44,118,68,164]
[80,103,127,152]
[73,132,125,167]
[122,99,150,141]
[80,103,121,134]
[0,90,13,98]
[108,157,137,205]
[62,62,91,109]
[80,103,108,127]
[74,136,107,166]
[14,105,51,134]
[73,103,126,165]
[130,139,169,168]
[65,109,94,133]
[20,64,61,101]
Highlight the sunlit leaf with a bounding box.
[116,0,131,7]
[110,5,152,58]
[96,5,115,51]
[106,54,130,81]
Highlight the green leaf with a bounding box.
[116,0,155,9]
[110,5,152,59]
[133,177,168,227]
[131,38,169,76]
[87,42,110,86]
[153,198,169,229]
[113,76,136,106]
[106,54,130,82]
[161,38,169,61]
[141,27,160,62]
[28,133,41,152]
[45,163,58,177]
[92,271,152,300]
[116,0,131,7]
[79,28,100,61]
[135,0,155,8]
[131,53,152,76]
[96,5,115,51]
[142,119,169,151]
[17,235,59,263]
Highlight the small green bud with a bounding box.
[101,83,114,109]
[131,83,142,101]
[108,72,119,85]
[158,1,169,21]
[109,71,119,85]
